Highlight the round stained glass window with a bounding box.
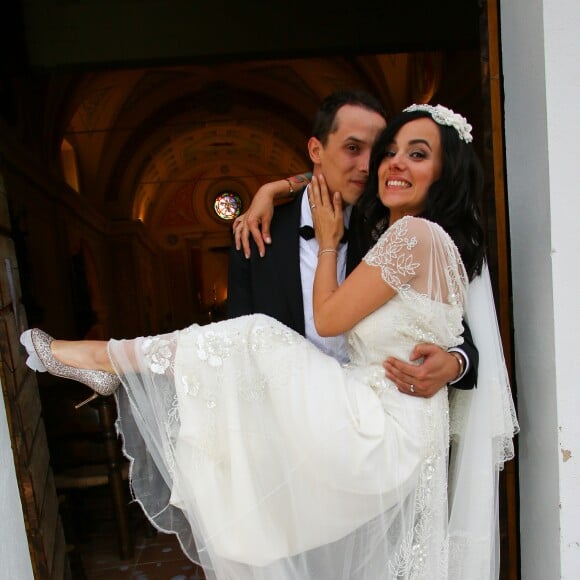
[213,192,242,220]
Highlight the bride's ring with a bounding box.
[310,204,316,209]
[410,384,415,393]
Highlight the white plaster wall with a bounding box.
[0,382,34,579]
[501,0,580,578]
[543,2,580,576]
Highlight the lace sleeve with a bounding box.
[362,216,468,307]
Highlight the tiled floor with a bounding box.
[66,487,206,579]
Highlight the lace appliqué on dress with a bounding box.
[363,216,467,307]
[364,217,420,292]
[139,334,181,474]
[361,217,467,352]
[142,337,174,374]
[388,399,449,580]
[173,318,301,463]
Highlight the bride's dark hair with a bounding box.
[356,109,485,280]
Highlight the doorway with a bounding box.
[0,1,518,577]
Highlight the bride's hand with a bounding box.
[309,175,343,251]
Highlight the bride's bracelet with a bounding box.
[318,248,338,258]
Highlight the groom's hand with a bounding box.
[383,344,460,398]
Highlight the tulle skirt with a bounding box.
[109,314,450,579]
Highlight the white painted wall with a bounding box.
[0,380,34,579]
[501,0,580,578]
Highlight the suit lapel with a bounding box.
[346,206,365,275]
[270,192,306,335]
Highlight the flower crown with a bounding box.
[403,104,473,143]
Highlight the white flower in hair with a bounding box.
[403,104,473,143]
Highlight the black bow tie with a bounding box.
[299,225,349,244]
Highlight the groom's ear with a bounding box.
[308,137,323,164]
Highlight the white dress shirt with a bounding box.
[300,187,352,363]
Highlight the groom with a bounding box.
[227,90,477,394]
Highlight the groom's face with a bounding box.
[308,104,386,206]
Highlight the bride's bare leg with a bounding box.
[51,340,114,373]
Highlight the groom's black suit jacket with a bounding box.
[227,190,478,389]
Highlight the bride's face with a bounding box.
[377,118,443,223]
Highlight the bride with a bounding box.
[21,105,518,579]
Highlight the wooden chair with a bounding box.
[42,386,134,560]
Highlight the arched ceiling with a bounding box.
[58,55,431,219]
[3,1,482,248]
[48,52,464,242]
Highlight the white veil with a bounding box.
[447,262,519,579]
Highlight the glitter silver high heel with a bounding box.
[21,328,120,409]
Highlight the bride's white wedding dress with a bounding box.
[105,216,516,579]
